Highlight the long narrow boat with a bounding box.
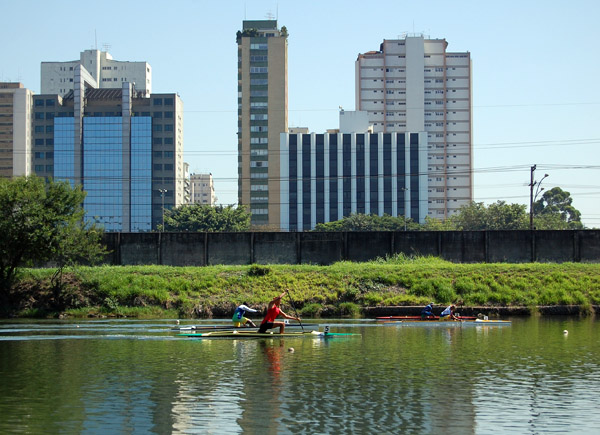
[376,315,477,321]
[178,330,360,339]
[387,318,511,327]
[172,323,318,332]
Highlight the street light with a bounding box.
[400,187,409,231]
[158,189,167,231]
[529,165,549,230]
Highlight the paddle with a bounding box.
[286,289,304,332]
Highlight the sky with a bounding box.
[2,0,599,227]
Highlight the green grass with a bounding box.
[7,256,600,318]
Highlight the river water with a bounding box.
[0,317,599,434]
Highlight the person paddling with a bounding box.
[421,302,435,319]
[258,291,301,334]
[440,304,458,321]
[232,302,258,328]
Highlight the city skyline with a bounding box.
[2,0,599,227]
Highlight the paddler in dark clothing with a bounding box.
[258,291,301,334]
[421,302,435,319]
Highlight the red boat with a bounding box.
[376,315,477,321]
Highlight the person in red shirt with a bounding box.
[258,291,301,334]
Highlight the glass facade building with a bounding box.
[54,117,75,184]
[32,78,182,232]
[280,132,428,231]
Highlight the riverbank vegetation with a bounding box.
[4,255,600,319]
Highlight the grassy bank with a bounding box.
[7,255,600,318]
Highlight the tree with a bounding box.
[451,201,528,230]
[313,213,418,231]
[533,187,583,229]
[0,176,106,297]
[162,204,251,232]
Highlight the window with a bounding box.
[35,99,44,107]
[35,139,44,146]
[153,98,163,106]
[250,114,268,120]
[164,111,173,118]
[164,98,174,105]
[250,67,268,73]
[250,43,268,50]
[164,124,173,132]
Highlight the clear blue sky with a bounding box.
[3,0,599,227]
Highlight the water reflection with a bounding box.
[1,318,599,433]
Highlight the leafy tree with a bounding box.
[419,216,458,231]
[0,176,106,298]
[533,187,583,229]
[162,204,251,232]
[313,213,418,231]
[451,201,528,230]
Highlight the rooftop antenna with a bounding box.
[95,30,97,50]
[276,3,279,20]
[266,11,275,20]
[102,43,111,53]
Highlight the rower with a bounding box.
[232,302,258,328]
[258,291,301,334]
[421,302,435,319]
[440,304,458,321]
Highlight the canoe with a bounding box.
[387,319,511,327]
[178,330,360,339]
[376,315,476,321]
[172,323,318,332]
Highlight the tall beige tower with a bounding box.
[356,35,472,219]
[237,20,288,228]
[0,83,33,178]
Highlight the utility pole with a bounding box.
[159,189,167,231]
[400,187,409,231]
[529,165,536,230]
[529,165,549,230]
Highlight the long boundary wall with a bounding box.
[100,230,600,266]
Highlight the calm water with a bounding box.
[1,317,599,434]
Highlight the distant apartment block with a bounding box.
[41,49,152,97]
[0,82,34,178]
[280,111,428,231]
[190,173,216,205]
[237,20,288,228]
[356,34,472,218]
[32,67,183,231]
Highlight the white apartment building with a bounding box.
[41,49,152,97]
[356,34,472,218]
[190,173,216,205]
[0,82,33,177]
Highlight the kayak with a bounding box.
[178,330,360,339]
[386,319,511,326]
[172,323,318,332]
[376,315,476,321]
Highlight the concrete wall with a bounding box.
[99,230,600,266]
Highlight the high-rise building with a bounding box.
[0,82,34,178]
[356,35,472,219]
[32,67,183,232]
[237,20,288,228]
[41,49,152,97]
[279,111,428,231]
[190,173,216,205]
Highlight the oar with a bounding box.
[286,289,304,332]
